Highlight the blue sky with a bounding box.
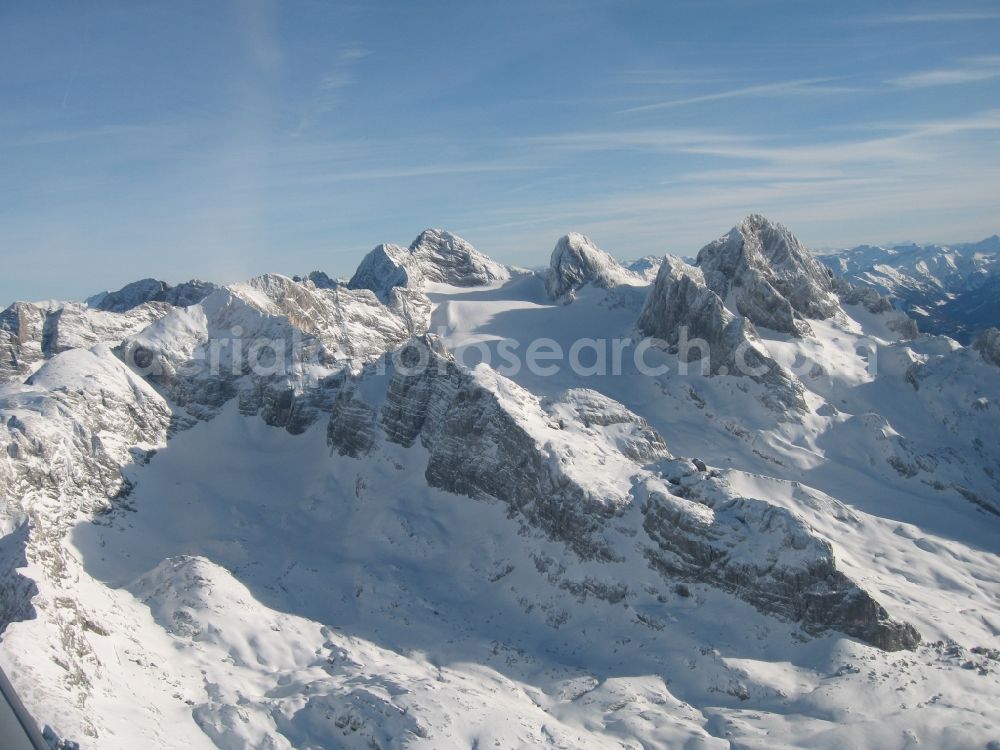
[2,0,999,303]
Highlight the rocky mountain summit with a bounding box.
[545,232,641,300]
[696,214,841,335]
[638,256,806,412]
[1,217,998,749]
[87,278,217,312]
[349,229,509,300]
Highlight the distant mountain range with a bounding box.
[818,235,1000,343]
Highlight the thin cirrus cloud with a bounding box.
[618,77,857,114]
[498,109,1000,249]
[864,11,1000,24]
[889,56,1000,88]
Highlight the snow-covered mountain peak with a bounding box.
[638,255,807,412]
[408,228,510,287]
[697,214,841,335]
[347,243,418,300]
[545,232,640,300]
[349,230,509,300]
[87,277,216,312]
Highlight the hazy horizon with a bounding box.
[3,0,999,302]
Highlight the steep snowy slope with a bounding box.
[0,218,999,749]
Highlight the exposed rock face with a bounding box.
[974,327,1000,368]
[0,346,171,529]
[347,244,416,300]
[887,314,920,340]
[117,274,430,431]
[349,230,509,300]
[625,255,663,282]
[696,215,840,335]
[87,278,216,312]
[330,337,666,560]
[638,257,806,412]
[0,300,170,385]
[327,337,916,649]
[300,270,340,289]
[832,276,893,314]
[545,232,639,300]
[408,228,510,287]
[641,470,919,651]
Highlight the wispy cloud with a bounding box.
[521,110,1000,169]
[487,109,1000,257]
[291,161,540,185]
[516,128,752,153]
[292,44,371,135]
[864,11,1000,24]
[889,55,1000,88]
[619,78,857,114]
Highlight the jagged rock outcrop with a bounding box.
[545,232,639,300]
[330,337,667,560]
[0,299,170,385]
[299,270,340,289]
[349,230,508,300]
[408,228,509,286]
[347,244,416,300]
[327,337,916,649]
[638,257,806,412]
[117,274,429,431]
[832,276,893,314]
[625,255,662,282]
[974,327,1000,368]
[0,346,172,528]
[641,467,920,651]
[696,215,840,335]
[87,278,216,312]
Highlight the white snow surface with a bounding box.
[1,219,999,749]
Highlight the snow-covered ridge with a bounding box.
[116,272,430,429]
[0,299,171,385]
